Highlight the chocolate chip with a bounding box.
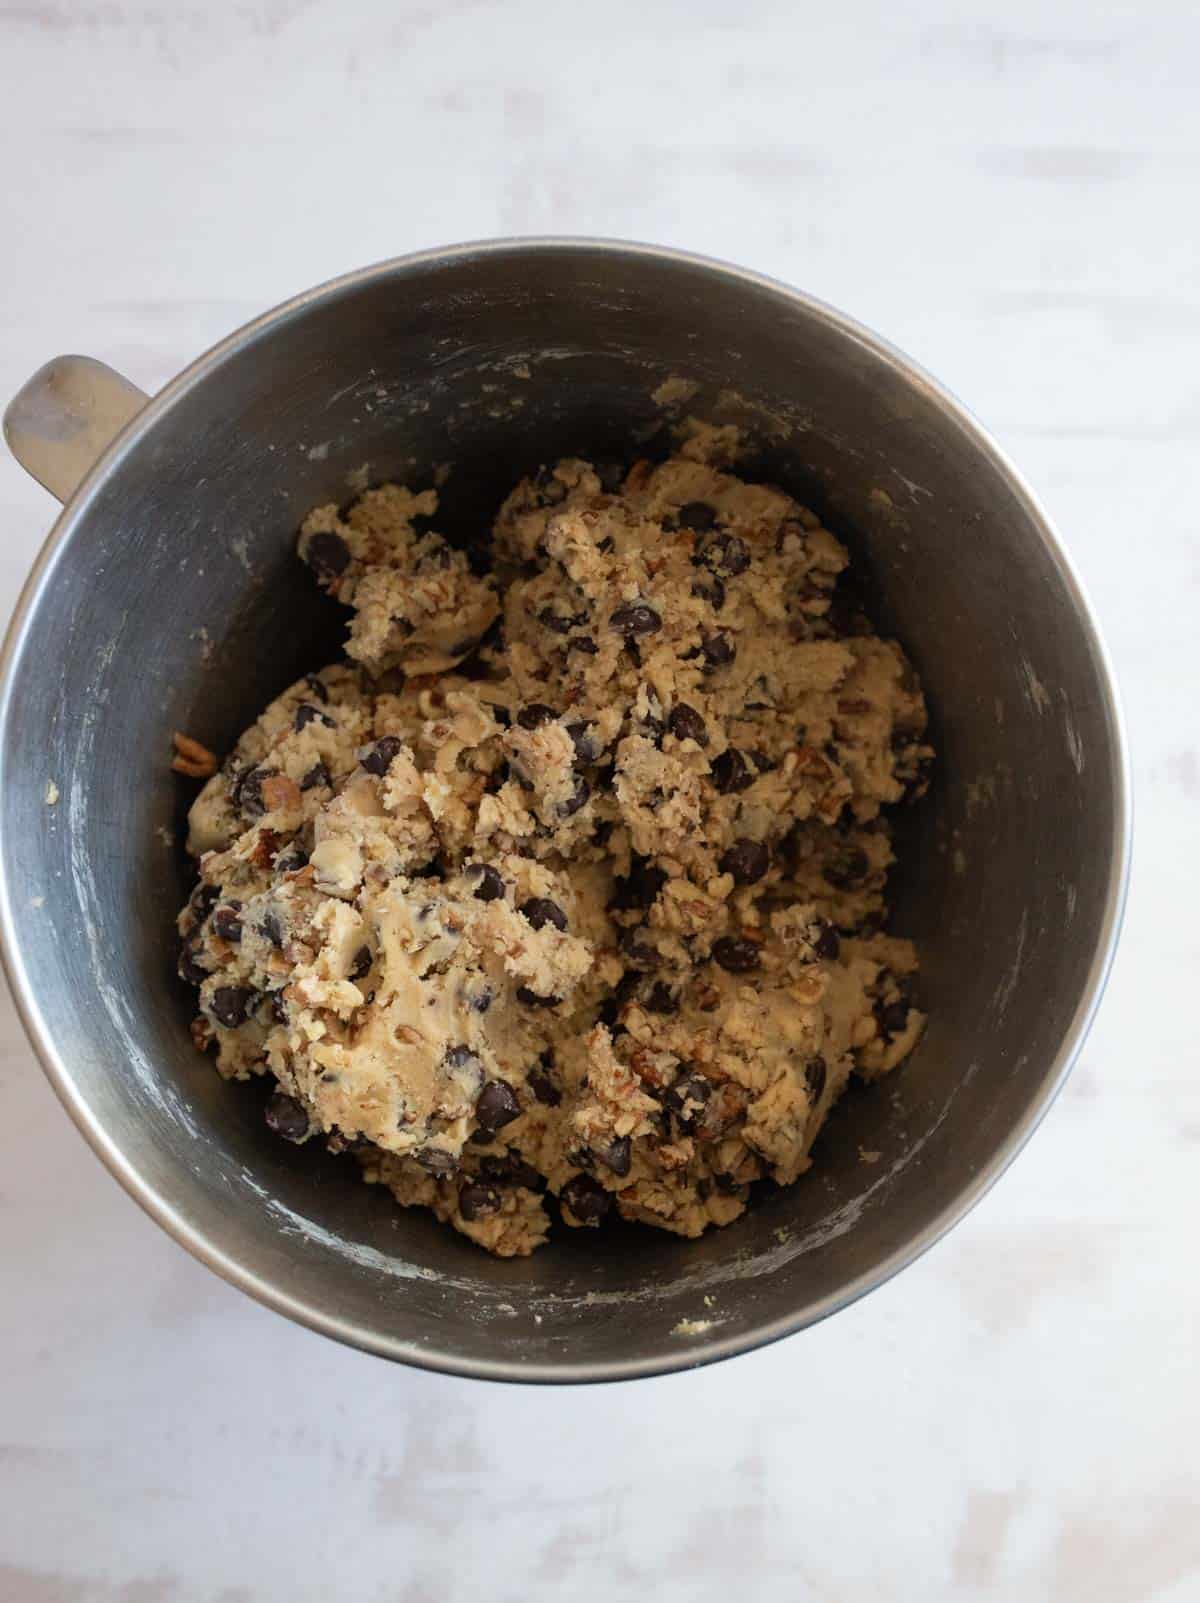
[640,707,666,745]
[596,996,622,1032]
[692,575,727,612]
[878,999,910,1037]
[459,1181,502,1220]
[720,839,770,885]
[516,986,560,1008]
[557,775,590,817]
[566,721,602,764]
[259,911,284,948]
[265,1091,310,1142]
[677,500,716,532]
[417,1147,458,1176]
[468,986,494,1014]
[644,981,679,1014]
[304,530,351,579]
[805,1056,827,1099]
[701,631,736,670]
[445,1044,481,1073]
[825,848,871,889]
[275,843,310,873]
[489,704,512,727]
[667,703,708,746]
[571,635,599,655]
[749,749,776,773]
[361,736,402,776]
[665,1072,711,1131]
[520,897,568,932]
[609,603,662,636]
[538,607,587,636]
[592,761,617,794]
[699,1081,749,1138]
[269,990,289,1024]
[618,925,659,969]
[699,532,750,576]
[812,921,840,960]
[209,985,256,1027]
[300,761,331,792]
[528,1055,562,1106]
[350,945,373,980]
[476,1079,521,1131]
[303,674,328,702]
[609,855,667,911]
[478,1151,541,1189]
[711,937,761,973]
[561,1173,612,1225]
[177,938,208,986]
[468,863,505,902]
[189,883,220,924]
[294,702,335,731]
[517,703,557,730]
[504,1155,545,1191]
[212,904,243,944]
[596,1135,631,1176]
[709,748,753,794]
[234,766,269,818]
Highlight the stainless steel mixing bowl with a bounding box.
[0,240,1130,1381]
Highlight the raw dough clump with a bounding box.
[177,440,933,1256]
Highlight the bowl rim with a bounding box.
[0,235,1133,1382]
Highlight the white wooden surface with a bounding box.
[1,3,1196,1600]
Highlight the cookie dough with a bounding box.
[176,435,933,1256]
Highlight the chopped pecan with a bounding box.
[171,731,218,779]
[698,1082,748,1139]
[789,968,825,1006]
[694,983,720,1013]
[623,458,653,494]
[251,829,282,867]
[792,745,834,781]
[628,1048,675,1091]
[261,774,302,812]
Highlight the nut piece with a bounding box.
[189,1015,215,1053]
[171,731,218,779]
[261,774,302,813]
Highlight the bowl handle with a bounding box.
[3,355,148,504]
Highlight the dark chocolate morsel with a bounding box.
[265,1091,310,1143]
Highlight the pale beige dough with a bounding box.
[176,436,933,1256]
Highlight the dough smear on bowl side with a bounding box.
[175,432,933,1256]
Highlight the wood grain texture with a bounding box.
[1,2,1196,1599]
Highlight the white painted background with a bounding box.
[0,3,1195,1599]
